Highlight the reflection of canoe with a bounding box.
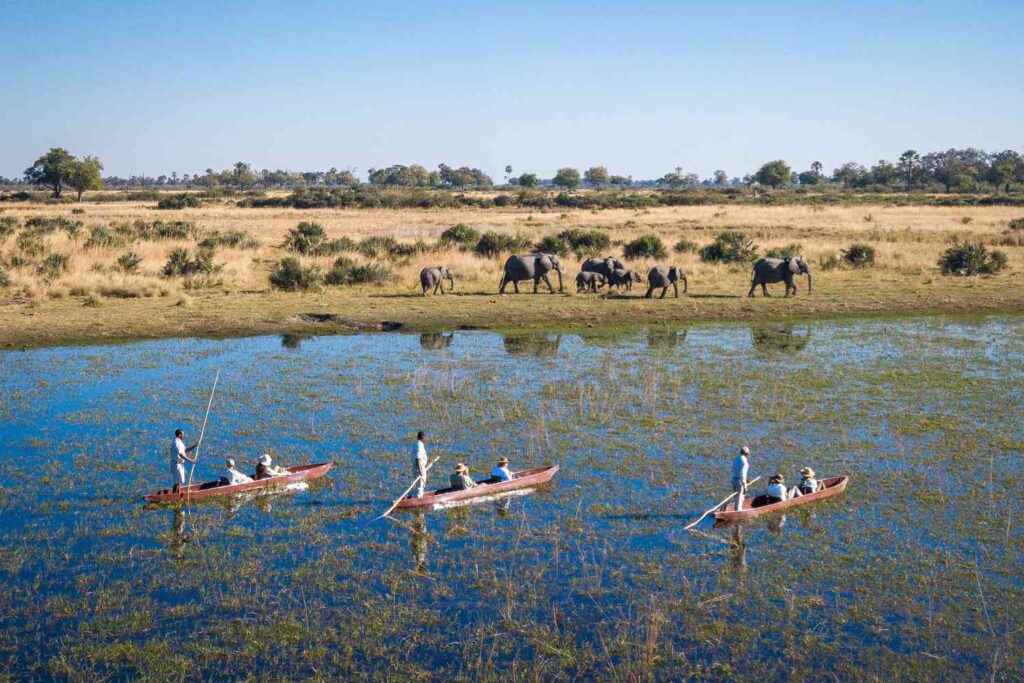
[143,462,333,503]
[713,476,848,522]
[395,465,560,509]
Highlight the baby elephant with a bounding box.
[608,268,642,292]
[575,271,607,293]
[420,266,455,295]
[644,266,687,298]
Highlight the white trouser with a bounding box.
[173,461,186,487]
[731,477,747,511]
[413,461,427,498]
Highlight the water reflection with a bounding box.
[281,334,313,350]
[502,333,563,357]
[420,332,455,351]
[750,323,811,354]
[647,326,687,349]
[410,512,429,573]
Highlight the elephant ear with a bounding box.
[788,258,801,274]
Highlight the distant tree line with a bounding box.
[5,147,1024,197]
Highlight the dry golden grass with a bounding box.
[1,197,1023,347]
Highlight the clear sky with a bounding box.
[1,0,1021,180]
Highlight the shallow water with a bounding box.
[1,316,1022,679]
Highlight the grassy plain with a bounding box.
[2,194,1023,347]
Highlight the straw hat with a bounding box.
[258,454,272,466]
[770,473,785,483]
[455,462,468,473]
[800,467,815,477]
[497,457,509,466]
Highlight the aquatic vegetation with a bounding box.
[0,316,1021,679]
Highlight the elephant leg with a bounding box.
[436,281,443,295]
[673,282,679,298]
[513,280,520,293]
[644,285,654,299]
[748,281,757,298]
[542,274,555,293]
[762,282,770,297]
[785,277,793,297]
[659,287,667,299]
[499,276,508,294]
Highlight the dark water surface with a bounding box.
[1,316,1022,680]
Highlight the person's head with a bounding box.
[417,431,426,442]
[227,458,235,469]
[497,457,509,467]
[455,462,468,474]
[770,473,784,483]
[739,446,750,456]
[175,429,184,439]
[258,453,272,467]
[800,467,815,478]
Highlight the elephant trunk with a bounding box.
[805,271,812,294]
[556,268,563,292]
[683,276,688,294]
[448,274,456,291]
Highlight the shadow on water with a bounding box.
[646,326,687,349]
[281,333,313,350]
[419,332,455,351]
[502,332,562,357]
[750,323,812,354]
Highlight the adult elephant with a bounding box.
[748,257,811,297]
[499,253,564,294]
[582,256,625,279]
[420,266,455,295]
[644,266,687,298]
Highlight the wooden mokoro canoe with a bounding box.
[395,465,559,510]
[713,476,848,522]
[143,462,333,503]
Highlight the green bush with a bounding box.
[17,232,47,257]
[699,230,758,264]
[841,243,876,267]
[85,225,130,250]
[938,241,1007,276]
[163,248,216,277]
[116,251,143,274]
[148,220,198,240]
[766,243,802,259]
[0,266,8,288]
[1009,217,1024,231]
[534,235,570,257]
[674,239,697,253]
[0,216,17,240]
[38,253,70,280]
[324,256,392,285]
[283,222,328,255]
[623,234,667,259]
[475,231,531,257]
[358,236,419,259]
[439,223,480,248]
[71,207,85,215]
[198,229,260,250]
[557,228,611,257]
[156,194,202,210]
[818,253,841,271]
[269,257,323,291]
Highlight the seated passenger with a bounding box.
[491,457,513,482]
[797,467,818,495]
[225,458,253,486]
[765,473,788,504]
[255,453,289,479]
[449,463,477,491]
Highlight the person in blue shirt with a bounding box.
[491,457,513,482]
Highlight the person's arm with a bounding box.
[186,442,199,452]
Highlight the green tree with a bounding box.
[991,159,1017,193]
[810,161,823,174]
[518,173,539,188]
[504,165,513,183]
[831,162,866,188]
[67,155,104,201]
[898,150,921,187]
[754,160,792,188]
[233,162,256,190]
[24,147,75,197]
[552,167,581,190]
[713,170,729,186]
[583,166,610,187]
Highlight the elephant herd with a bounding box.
[418,253,812,298]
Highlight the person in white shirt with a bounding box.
[225,459,253,486]
[412,431,428,498]
[171,429,198,493]
[795,467,818,496]
[255,453,290,479]
[730,446,752,511]
[765,473,788,504]
[491,457,513,482]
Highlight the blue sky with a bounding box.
[1,0,1021,180]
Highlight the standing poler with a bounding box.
[171,429,198,494]
[731,446,752,511]
[412,431,428,498]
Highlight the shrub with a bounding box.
[269,257,323,291]
[17,232,47,257]
[938,241,1008,276]
[358,236,417,259]
[116,251,143,274]
[534,235,570,257]
[674,239,698,253]
[0,266,9,288]
[557,228,611,257]
[0,216,17,240]
[439,223,480,248]
[699,230,758,264]
[72,208,85,215]
[198,229,260,250]
[156,194,202,210]
[163,248,216,277]
[841,243,876,268]
[766,243,802,259]
[324,256,392,285]
[474,231,531,257]
[148,220,198,240]
[38,253,70,280]
[1009,218,1024,231]
[85,225,130,250]
[818,253,841,271]
[623,234,667,260]
[283,222,328,255]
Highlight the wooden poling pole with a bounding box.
[185,369,220,504]
[373,457,439,521]
[683,476,762,530]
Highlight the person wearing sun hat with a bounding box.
[255,453,290,480]
[491,457,513,482]
[225,458,253,486]
[765,473,788,504]
[796,467,818,495]
[449,462,478,491]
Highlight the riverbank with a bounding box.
[3,270,1022,349]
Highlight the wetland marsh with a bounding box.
[0,315,1022,680]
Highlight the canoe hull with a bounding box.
[395,465,559,509]
[143,462,333,503]
[713,476,848,522]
